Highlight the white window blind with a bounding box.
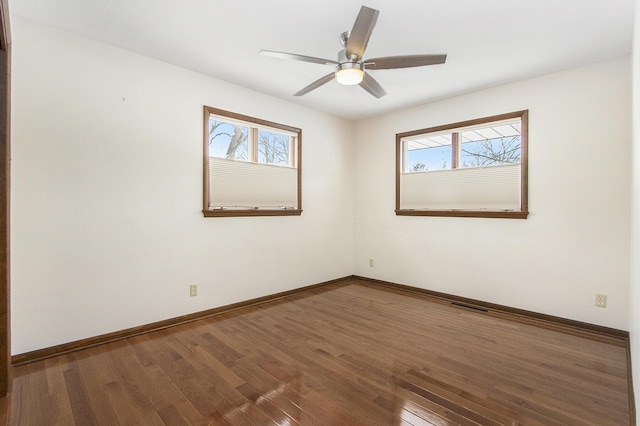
[400,164,521,210]
[209,157,297,208]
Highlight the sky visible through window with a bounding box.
[406,136,521,172]
[405,120,521,172]
[407,145,451,171]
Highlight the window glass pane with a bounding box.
[258,130,290,166]
[460,122,521,168]
[460,136,521,168]
[208,119,249,161]
[405,133,452,172]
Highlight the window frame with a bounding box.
[203,106,302,217]
[395,110,529,219]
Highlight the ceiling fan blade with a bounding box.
[365,54,447,70]
[359,73,386,98]
[294,73,336,96]
[260,50,338,66]
[345,6,379,61]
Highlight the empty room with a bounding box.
[1,0,640,424]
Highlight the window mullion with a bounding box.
[250,127,258,163]
[402,140,408,172]
[452,132,460,169]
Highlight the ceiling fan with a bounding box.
[260,5,447,98]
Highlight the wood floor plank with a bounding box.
[125,335,205,424]
[231,322,392,424]
[44,356,75,425]
[7,370,28,426]
[2,279,632,425]
[63,366,99,425]
[69,350,121,425]
[233,357,359,426]
[156,404,190,426]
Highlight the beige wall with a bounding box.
[10,18,355,354]
[354,56,632,330]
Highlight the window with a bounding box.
[396,110,528,219]
[203,106,302,217]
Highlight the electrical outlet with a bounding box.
[369,258,374,267]
[190,284,198,297]
[595,294,607,308]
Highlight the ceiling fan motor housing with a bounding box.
[336,49,364,71]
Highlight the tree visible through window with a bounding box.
[208,121,294,167]
[461,137,520,167]
[209,121,248,160]
[258,130,290,166]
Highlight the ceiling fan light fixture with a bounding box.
[335,62,364,85]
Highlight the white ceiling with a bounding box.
[8,0,635,121]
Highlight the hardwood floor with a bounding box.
[2,279,632,425]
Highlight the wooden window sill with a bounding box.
[203,209,303,217]
[395,209,528,219]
